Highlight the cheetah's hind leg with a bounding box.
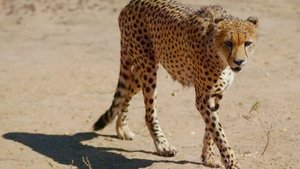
[115,67,142,140]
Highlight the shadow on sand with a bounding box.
[3,132,201,169]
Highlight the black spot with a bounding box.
[206,110,210,116]
[149,56,155,61]
[148,78,154,84]
[145,87,150,93]
[215,104,219,110]
[147,67,152,73]
[143,75,148,81]
[219,123,222,127]
[212,116,216,121]
[212,122,216,128]
[122,73,129,80]
[215,88,221,92]
[117,82,126,89]
[205,118,209,123]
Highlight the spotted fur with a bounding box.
[93,0,258,168]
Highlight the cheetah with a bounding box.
[93,0,258,168]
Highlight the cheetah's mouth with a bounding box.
[231,66,242,73]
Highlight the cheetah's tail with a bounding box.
[93,108,116,131]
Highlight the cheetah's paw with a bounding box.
[202,154,221,168]
[155,140,177,157]
[116,126,135,140]
[225,161,240,169]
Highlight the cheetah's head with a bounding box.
[212,16,258,72]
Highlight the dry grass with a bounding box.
[261,125,273,156]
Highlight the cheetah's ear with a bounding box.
[195,9,204,15]
[246,16,259,26]
[214,17,224,24]
[209,17,224,32]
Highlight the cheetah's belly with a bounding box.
[158,53,195,86]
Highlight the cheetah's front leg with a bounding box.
[196,94,240,169]
[201,128,221,168]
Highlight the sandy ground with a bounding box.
[0,0,300,169]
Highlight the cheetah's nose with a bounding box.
[233,59,246,66]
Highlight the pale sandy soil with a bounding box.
[0,0,300,169]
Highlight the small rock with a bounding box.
[265,72,270,77]
[105,137,113,142]
[280,128,287,132]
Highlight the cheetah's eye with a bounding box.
[224,41,233,49]
[244,41,253,47]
